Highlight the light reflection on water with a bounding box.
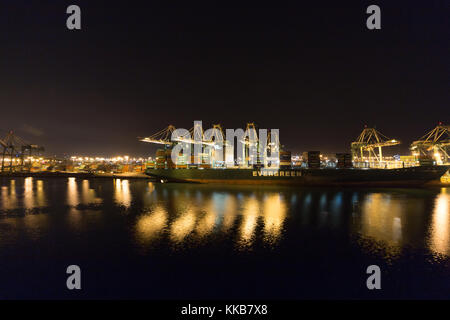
[24,177,33,209]
[67,177,78,206]
[263,194,287,244]
[136,206,168,244]
[360,194,404,243]
[1,180,17,210]
[170,208,197,243]
[134,190,288,250]
[0,178,449,257]
[429,188,450,255]
[238,196,259,248]
[114,179,131,207]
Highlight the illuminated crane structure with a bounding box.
[239,123,258,166]
[1,131,24,172]
[410,123,449,164]
[264,128,280,168]
[139,124,218,146]
[140,123,278,168]
[351,127,400,163]
[139,125,176,145]
[139,123,228,167]
[239,123,280,167]
[1,131,44,172]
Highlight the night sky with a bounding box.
[0,1,448,157]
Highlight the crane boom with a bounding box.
[351,127,400,163]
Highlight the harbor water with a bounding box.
[0,177,449,299]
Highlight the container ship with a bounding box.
[141,123,450,186]
[145,166,449,186]
[145,149,449,186]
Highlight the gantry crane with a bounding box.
[351,126,400,163]
[238,123,280,167]
[1,131,44,172]
[139,124,228,166]
[139,125,176,145]
[239,123,258,166]
[1,131,24,172]
[139,124,219,146]
[0,138,7,169]
[140,123,279,167]
[410,123,449,164]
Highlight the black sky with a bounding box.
[0,0,448,157]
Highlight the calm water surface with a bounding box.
[0,177,449,299]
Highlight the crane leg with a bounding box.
[378,146,383,163]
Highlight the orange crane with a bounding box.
[351,126,400,163]
[411,123,449,164]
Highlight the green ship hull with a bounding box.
[145,165,449,186]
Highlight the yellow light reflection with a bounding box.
[80,179,100,204]
[142,182,156,208]
[67,177,82,225]
[195,197,220,237]
[10,179,17,208]
[114,179,131,207]
[238,197,259,248]
[170,209,196,243]
[196,211,216,238]
[136,206,168,244]
[222,196,237,231]
[429,189,450,256]
[24,177,34,209]
[262,194,287,244]
[1,180,17,210]
[360,193,403,256]
[1,186,8,210]
[67,177,78,206]
[36,180,46,207]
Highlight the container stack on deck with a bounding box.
[279,151,292,169]
[418,156,434,166]
[336,153,353,168]
[156,149,166,169]
[306,151,321,169]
